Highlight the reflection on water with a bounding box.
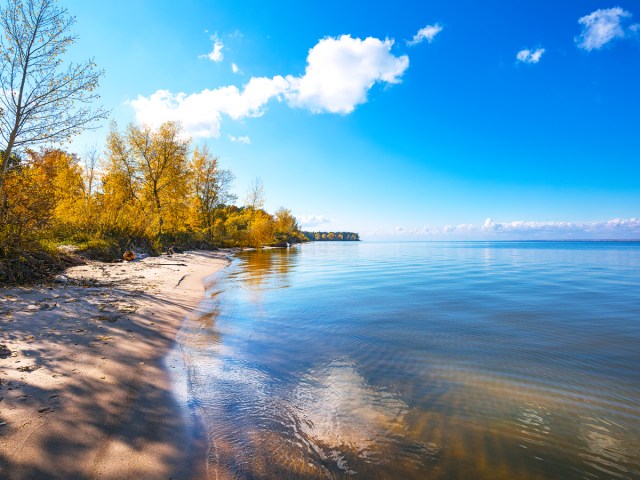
[176,242,640,479]
[289,359,411,469]
[243,247,297,290]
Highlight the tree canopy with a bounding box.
[0,120,312,282]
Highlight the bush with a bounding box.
[75,238,122,262]
[0,245,79,284]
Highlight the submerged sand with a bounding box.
[0,250,229,479]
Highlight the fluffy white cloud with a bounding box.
[297,215,334,230]
[131,34,409,137]
[407,24,443,46]
[287,35,409,114]
[482,218,494,230]
[200,34,224,62]
[129,76,290,138]
[576,7,632,51]
[227,134,250,144]
[516,48,545,64]
[231,63,240,74]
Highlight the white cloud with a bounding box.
[516,48,545,64]
[297,214,334,230]
[287,35,409,114]
[482,218,494,230]
[129,76,290,138]
[231,63,240,74]
[227,134,250,144]
[131,34,409,137]
[407,24,443,46]
[455,223,474,232]
[200,34,224,62]
[368,218,640,240]
[481,217,640,238]
[576,7,632,51]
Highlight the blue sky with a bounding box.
[64,0,640,239]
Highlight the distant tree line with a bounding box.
[303,232,360,241]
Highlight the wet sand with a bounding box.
[0,250,229,480]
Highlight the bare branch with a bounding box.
[0,0,109,191]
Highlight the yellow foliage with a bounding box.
[1,121,308,263]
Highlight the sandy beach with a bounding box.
[0,250,229,480]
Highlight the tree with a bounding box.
[191,146,235,241]
[0,0,107,192]
[274,207,299,242]
[128,122,190,235]
[0,147,82,249]
[244,177,266,235]
[246,209,274,248]
[244,178,265,211]
[82,144,100,199]
[104,122,191,237]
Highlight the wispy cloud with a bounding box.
[227,134,250,144]
[516,48,545,64]
[407,24,443,46]
[231,63,240,74]
[368,218,640,240]
[575,7,632,51]
[481,217,640,237]
[297,214,334,230]
[131,34,409,138]
[200,34,224,62]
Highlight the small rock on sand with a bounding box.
[17,365,40,373]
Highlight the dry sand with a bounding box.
[0,250,230,480]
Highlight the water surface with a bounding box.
[176,241,640,479]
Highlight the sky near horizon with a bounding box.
[63,0,640,240]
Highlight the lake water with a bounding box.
[175,241,640,479]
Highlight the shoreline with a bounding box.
[0,250,230,479]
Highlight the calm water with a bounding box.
[175,242,640,479]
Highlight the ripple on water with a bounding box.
[175,242,640,479]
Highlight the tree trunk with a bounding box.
[154,190,163,235]
[0,133,17,196]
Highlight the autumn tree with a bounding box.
[0,152,55,251]
[0,148,83,249]
[104,122,191,238]
[191,145,235,241]
[0,0,107,193]
[246,209,275,248]
[104,123,138,203]
[273,208,302,243]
